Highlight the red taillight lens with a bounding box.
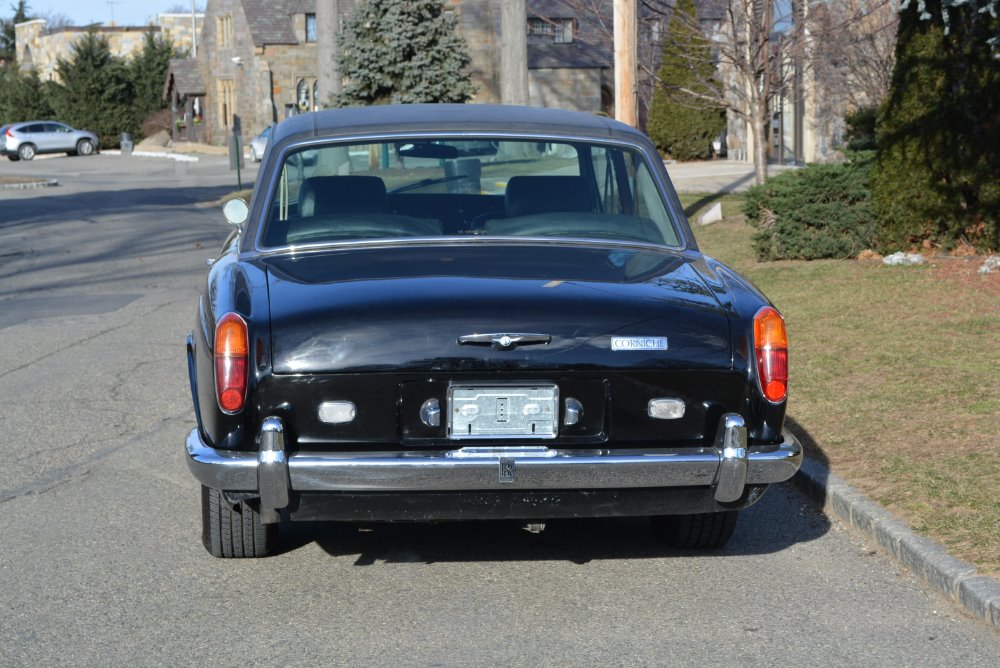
[215,313,249,413]
[5,128,12,137]
[754,306,788,403]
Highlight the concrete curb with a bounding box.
[0,178,59,190]
[794,455,1000,629]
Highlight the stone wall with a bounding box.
[15,15,204,83]
[528,68,603,113]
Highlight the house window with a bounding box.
[218,79,236,127]
[306,13,317,42]
[528,18,574,44]
[217,14,234,48]
[312,80,319,110]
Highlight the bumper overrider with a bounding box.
[186,413,802,523]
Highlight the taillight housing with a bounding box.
[753,306,788,403]
[215,312,249,413]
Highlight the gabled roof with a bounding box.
[164,58,205,97]
[240,0,314,46]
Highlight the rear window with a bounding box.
[259,138,680,249]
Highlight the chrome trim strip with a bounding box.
[186,428,802,494]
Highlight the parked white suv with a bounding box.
[4,121,100,161]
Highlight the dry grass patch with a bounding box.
[686,196,1000,576]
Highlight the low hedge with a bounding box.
[742,153,877,261]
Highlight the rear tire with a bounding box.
[650,511,739,550]
[201,485,279,558]
[17,143,35,160]
[77,139,95,156]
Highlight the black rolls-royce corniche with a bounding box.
[186,104,801,558]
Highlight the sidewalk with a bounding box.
[665,160,798,193]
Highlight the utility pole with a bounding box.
[613,0,637,127]
[499,0,528,105]
[191,0,197,57]
[317,0,341,108]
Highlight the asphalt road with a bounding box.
[1,154,998,665]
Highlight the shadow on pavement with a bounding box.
[277,481,830,564]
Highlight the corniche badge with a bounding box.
[611,336,668,351]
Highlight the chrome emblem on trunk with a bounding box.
[611,336,668,351]
[458,333,551,350]
[499,458,515,483]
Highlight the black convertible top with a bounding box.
[270,104,648,146]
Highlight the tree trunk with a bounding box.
[750,99,769,185]
[500,0,528,105]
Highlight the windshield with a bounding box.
[259,138,680,248]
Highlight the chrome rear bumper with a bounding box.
[186,413,802,523]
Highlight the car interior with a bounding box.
[260,140,679,248]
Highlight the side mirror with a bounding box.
[223,198,249,226]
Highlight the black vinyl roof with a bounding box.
[271,104,649,146]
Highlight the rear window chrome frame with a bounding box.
[246,131,692,257]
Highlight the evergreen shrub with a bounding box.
[743,153,877,261]
[646,0,725,161]
[871,1,1000,252]
[844,106,878,152]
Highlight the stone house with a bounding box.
[14,14,203,82]
[168,0,627,146]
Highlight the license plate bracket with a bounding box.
[447,384,558,440]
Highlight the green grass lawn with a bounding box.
[681,193,1000,576]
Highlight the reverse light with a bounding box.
[754,306,788,403]
[215,313,249,413]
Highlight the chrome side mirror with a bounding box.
[222,198,249,226]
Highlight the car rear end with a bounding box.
[184,109,801,557]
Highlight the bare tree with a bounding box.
[810,0,897,111]
[548,0,897,183]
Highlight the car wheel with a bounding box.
[17,144,35,161]
[76,139,95,156]
[650,510,739,549]
[201,485,279,558]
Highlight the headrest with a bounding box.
[298,176,387,217]
[504,175,593,218]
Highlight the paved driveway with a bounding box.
[1,155,998,665]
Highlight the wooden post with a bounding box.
[613,0,637,127]
[316,0,340,108]
[500,0,529,105]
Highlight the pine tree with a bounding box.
[334,0,477,107]
[0,1,30,66]
[0,68,54,120]
[871,0,1000,251]
[48,32,136,147]
[646,0,725,161]
[129,30,174,125]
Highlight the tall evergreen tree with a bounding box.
[129,30,174,123]
[1,1,30,66]
[48,32,135,146]
[872,0,1000,251]
[646,0,725,161]
[335,0,477,107]
[0,68,53,120]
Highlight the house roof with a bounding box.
[241,0,314,46]
[164,58,205,97]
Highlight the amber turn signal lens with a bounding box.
[754,306,788,403]
[215,313,249,413]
